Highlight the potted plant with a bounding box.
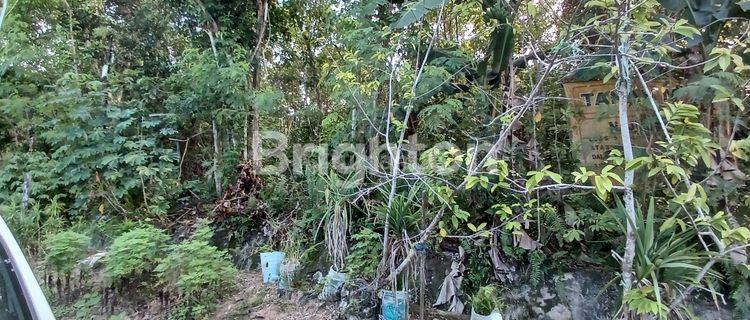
[471,285,504,320]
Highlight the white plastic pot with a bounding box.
[470,308,503,320]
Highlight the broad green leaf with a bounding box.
[547,172,562,184]
[660,217,676,232]
[391,0,447,29]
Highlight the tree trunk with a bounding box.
[251,103,261,172]
[248,0,268,173]
[615,1,637,299]
[243,113,249,162]
[101,36,114,81]
[617,73,637,294]
[207,31,218,58]
[350,107,357,140]
[21,136,34,211]
[212,119,222,196]
[21,172,31,210]
[194,0,223,195]
[0,0,9,30]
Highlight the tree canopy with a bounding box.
[1,0,749,319]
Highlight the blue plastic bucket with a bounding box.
[260,251,285,283]
[379,290,408,320]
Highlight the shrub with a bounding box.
[1,203,41,252]
[44,231,90,275]
[2,201,65,254]
[155,220,237,319]
[471,285,503,315]
[104,224,170,282]
[345,227,382,278]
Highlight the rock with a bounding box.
[419,307,470,320]
[494,269,733,320]
[687,296,732,320]
[546,304,572,320]
[536,286,555,306]
[552,271,618,320]
[80,251,107,268]
[338,280,377,319]
[500,270,618,319]
[424,250,457,301]
[530,306,544,316]
[312,271,323,283]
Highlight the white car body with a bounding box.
[0,216,55,319]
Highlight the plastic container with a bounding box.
[260,251,285,283]
[379,290,409,320]
[318,267,347,300]
[470,308,503,320]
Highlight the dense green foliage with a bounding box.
[471,285,503,315]
[44,231,90,275]
[345,227,382,277]
[1,0,749,319]
[155,221,237,318]
[105,224,170,281]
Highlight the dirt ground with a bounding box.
[210,272,470,320]
[212,271,337,320]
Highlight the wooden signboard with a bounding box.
[563,81,645,168]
